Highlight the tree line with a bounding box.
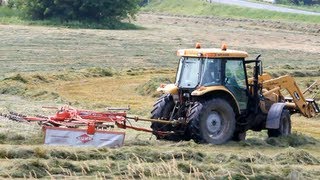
[6,0,141,22]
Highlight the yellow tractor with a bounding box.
[150,43,319,144]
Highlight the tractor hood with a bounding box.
[157,84,179,95]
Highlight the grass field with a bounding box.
[0,1,320,179]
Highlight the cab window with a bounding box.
[225,60,248,110]
[200,59,221,86]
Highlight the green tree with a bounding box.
[13,0,140,22]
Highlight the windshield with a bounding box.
[176,57,201,88]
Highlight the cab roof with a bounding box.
[177,44,248,59]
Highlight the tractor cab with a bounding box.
[160,43,250,111]
[176,56,249,110]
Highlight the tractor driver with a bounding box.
[201,60,220,86]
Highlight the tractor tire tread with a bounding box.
[188,98,236,144]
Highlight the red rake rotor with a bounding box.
[0,105,182,138]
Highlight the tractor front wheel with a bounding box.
[268,109,291,137]
[150,94,186,141]
[188,98,236,144]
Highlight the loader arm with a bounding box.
[262,75,318,118]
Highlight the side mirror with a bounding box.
[255,54,262,76]
[259,61,263,76]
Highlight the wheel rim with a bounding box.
[206,111,223,137]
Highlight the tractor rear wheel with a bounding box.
[150,94,185,141]
[268,109,291,137]
[188,98,236,144]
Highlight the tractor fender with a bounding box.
[191,86,240,115]
[266,103,286,129]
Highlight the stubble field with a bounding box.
[0,12,319,179]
